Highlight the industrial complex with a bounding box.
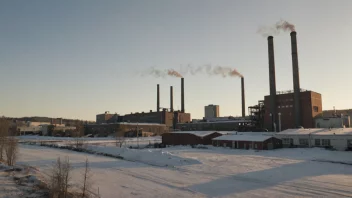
[85,30,351,137]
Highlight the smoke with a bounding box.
[257,19,296,37]
[181,64,243,78]
[142,65,242,78]
[168,69,183,78]
[141,67,183,78]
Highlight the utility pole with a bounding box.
[136,122,139,148]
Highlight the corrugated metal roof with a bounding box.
[277,128,352,135]
[213,135,272,142]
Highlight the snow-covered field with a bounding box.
[17,143,352,198]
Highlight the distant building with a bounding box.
[204,105,219,119]
[85,122,167,137]
[122,110,191,129]
[96,111,119,124]
[315,116,350,128]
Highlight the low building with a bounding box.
[162,131,236,145]
[212,135,282,150]
[176,120,254,131]
[315,116,350,128]
[86,122,167,137]
[275,128,352,151]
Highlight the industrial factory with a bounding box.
[88,30,352,137]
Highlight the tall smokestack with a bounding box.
[157,84,160,112]
[268,36,277,131]
[181,78,185,113]
[241,77,245,117]
[290,31,301,127]
[170,86,174,112]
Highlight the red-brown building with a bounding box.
[162,131,230,145]
[264,90,322,131]
[212,135,282,150]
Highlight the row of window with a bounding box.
[278,105,293,109]
[282,138,331,146]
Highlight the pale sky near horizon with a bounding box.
[1,0,352,121]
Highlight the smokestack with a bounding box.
[241,77,245,117]
[170,86,174,112]
[181,78,185,113]
[268,36,277,131]
[290,31,301,127]
[157,84,160,112]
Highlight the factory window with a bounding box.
[290,105,293,108]
[322,139,331,146]
[278,106,281,109]
[315,139,321,146]
[299,138,309,146]
[282,138,291,145]
[348,140,352,147]
[313,106,319,112]
[286,105,289,108]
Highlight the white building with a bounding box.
[275,128,352,151]
[204,104,220,119]
[315,116,350,128]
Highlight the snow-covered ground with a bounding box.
[18,135,162,148]
[17,144,352,198]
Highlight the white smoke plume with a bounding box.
[257,19,296,37]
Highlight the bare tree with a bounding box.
[81,158,92,198]
[49,156,72,198]
[115,133,125,148]
[5,137,18,166]
[0,118,9,161]
[73,123,86,149]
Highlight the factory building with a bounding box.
[204,105,220,119]
[95,78,191,129]
[176,119,254,131]
[96,111,120,124]
[315,116,350,128]
[264,90,322,131]
[263,31,323,131]
[85,122,167,137]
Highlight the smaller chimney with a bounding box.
[181,78,185,113]
[170,86,174,112]
[157,84,160,112]
[241,77,245,117]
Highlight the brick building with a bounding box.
[122,110,191,129]
[212,135,282,150]
[264,90,322,131]
[85,122,167,137]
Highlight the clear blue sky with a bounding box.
[1,0,352,121]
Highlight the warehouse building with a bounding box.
[315,116,350,128]
[162,131,236,145]
[275,128,352,151]
[86,122,167,137]
[212,135,282,150]
[176,120,254,131]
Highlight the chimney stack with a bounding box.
[157,84,160,112]
[241,77,245,117]
[170,86,174,112]
[181,78,185,113]
[290,31,301,127]
[268,36,277,131]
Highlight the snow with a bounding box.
[170,131,237,137]
[278,128,352,136]
[17,144,352,198]
[213,135,272,142]
[86,145,200,167]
